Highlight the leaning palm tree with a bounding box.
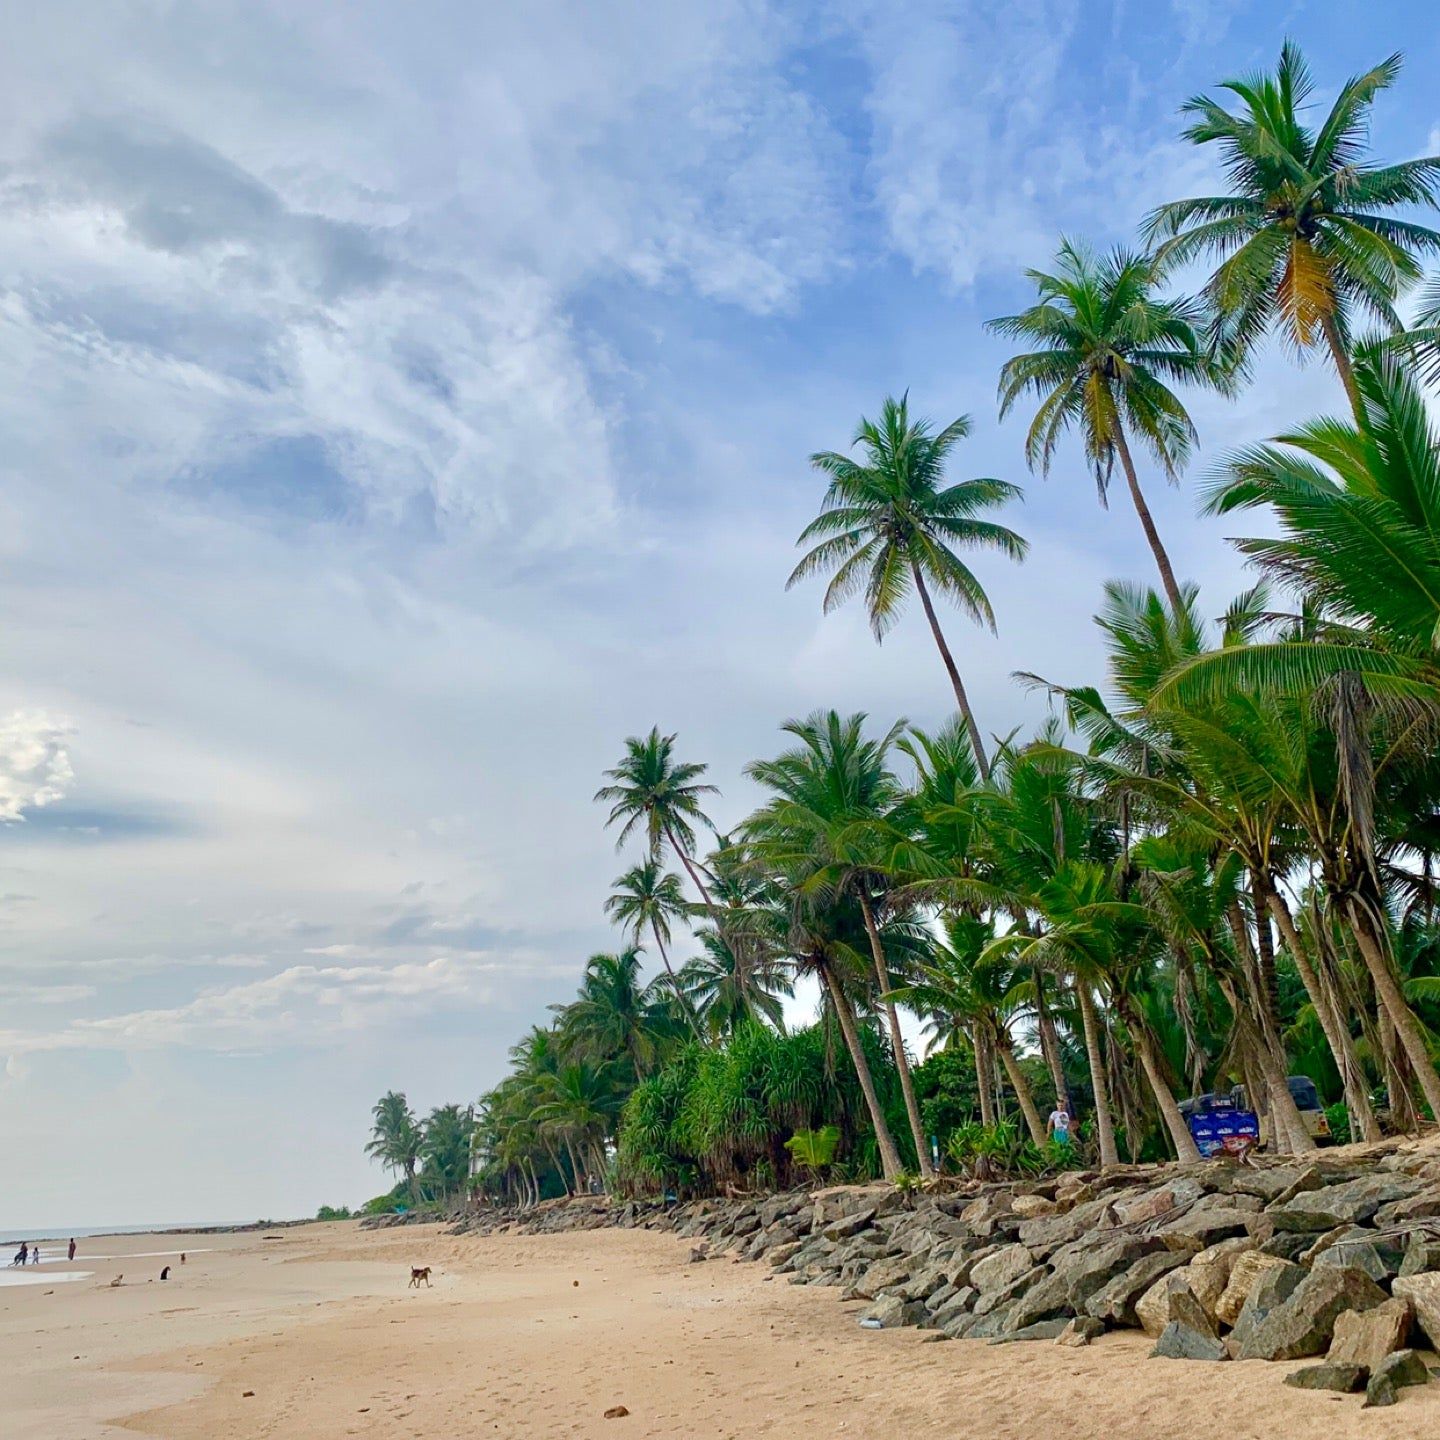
[1145,42,1440,411]
[604,859,703,1038]
[596,729,722,914]
[788,396,1026,780]
[990,241,1227,613]
[365,1091,423,1204]
[677,929,791,1039]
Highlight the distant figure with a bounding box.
[1047,1105,1072,1147]
[408,1266,432,1288]
[180,1252,186,1265]
[160,1265,171,1281]
[31,1243,41,1264]
[108,1274,123,1288]
[11,1243,25,1267]
[68,1238,77,1262]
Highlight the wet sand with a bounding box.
[4,1218,1439,1438]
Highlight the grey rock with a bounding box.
[1258,1232,1313,1262]
[1056,1315,1106,1347]
[1151,1317,1228,1362]
[1238,1266,1388,1362]
[989,1318,1072,1344]
[1399,1234,1440,1277]
[1053,1236,1164,1310]
[1156,1208,1253,1246]
[859,1293,925,1328]
[971,1243,1034,1295]
[1364,1348,1430,1408]
[1284,1363,1368,1393]
[1326,1297,1413,1371]
[1230,1260,1306,1353]
[1268,1174,1423,1230]
[824,1207,878,1242]
[1392,1273,1440,1349]
[1375,1190,1440,1227]
[1086,1251,1189,1328]
[1311,1228,1406,1284]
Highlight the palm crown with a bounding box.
[789,395,1025,779]
[1145,42,1440,406]
[990,240,1226,613]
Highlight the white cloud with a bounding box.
[0,712,74,822]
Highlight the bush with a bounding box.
[1324,1101,1351,1146]
[315,1204,353,1221]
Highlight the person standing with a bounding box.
[1047,1104,1072,1147]
[68,1238,77,1262]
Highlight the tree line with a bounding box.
[366,42,1440,1207]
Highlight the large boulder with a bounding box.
[1018,1195,1116,1255]
[1011,1194,1057,1219]
[1237,1266,1388,1362]
[1151,1288,1226,1362]
[1216,1250,1295,1329]
[859,1293,925,1328]
[1113,1177,1205,1227]
[1392,1272,1440,1350]
[1326,1297,1413,1372]
[1374,1190,1440,1227]
[1399,1234,1440,1277]
[1156,1208,1254,1247]
[970,1243,1034,1295]
[823,1207,878,1242]
[1229,1260,1307,1353]
[1267,1174,1423,1231]
[1086,1251,1190,1328]
[1364,1349,1431,1408]
[1052,1236,1165,1310]
[1310,1228,1406,1284]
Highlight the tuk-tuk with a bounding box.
[1229,1075,1331,1145]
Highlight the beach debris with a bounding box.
[603,1404,630,1419]
[108,1275,123,1288]
[242,1390,255,1398]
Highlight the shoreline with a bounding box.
[0,1191,1436,1437]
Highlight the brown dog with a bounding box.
[408,1266,432,1288]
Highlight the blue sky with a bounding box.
[1,1,1438,1228]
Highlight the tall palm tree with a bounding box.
[743,710,935,1176]
[788,396,1026,780]
[596,728,722,914]
[990,241,1228,613]
[677,929,791,1038]
[1145,43,1440,412]
[552,949,678,1081]
[604,859,703,1038]
[418,1103,475,1205]
[365,1090,422,1204]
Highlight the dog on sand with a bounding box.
[408,1266,432,1288]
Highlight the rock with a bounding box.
[1399,1234,1440,1277]
[604,1405,630,1419]
[1311,1228,1406,1284]
[1376,1191,1440,1227]
[1114,1178,1204,1227]
[688,1247,707,1263]
[1086,1251,1189,1328]
[1229,1260,1307,1353]
[1011,1194,1057,1219]
[1017,1196,1114,1254]
[1052,1236,1164,1310]
[1216,1250,1294,1328]
[859,1294,926,1329]
[1156,1208,1253,1247]
[1392,1273,1440,1349]
[1284,1364,1368,1393]
[823,1207,878,1242]
[991,1268,1068,1330]
[1230,1166,1322,1203]
[1326,1298,1413,1372]
[989,1318,1071,1343]
[970,1244,1034,1295]
[1150,1285,1226,1360]
[1268,1174,1422,1230]
[1238,1266,1388,1362]
[928,1288,977,1331]
[1258,1232,1313,1262]
[766,1241,802,1269]
[1056,1316,1105,1348]
[1364,1349,1430,1408]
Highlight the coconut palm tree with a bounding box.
[596,729,722,915]
[604,859,703,1038]
[743,711,935,1176]
[552,949,678,1081]
[990,241,1228,613]
[676,929,791,1038]
[365,1090,423,1204]
[788,396,1027,780]
[1145,42,1440,411]
[417,1103,475,1205]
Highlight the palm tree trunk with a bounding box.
[1264,884,1380,1142]
[1250,872,1282,1039]
[1111,423,1184,614]
[819,965,904,1180]
[909,561,991,781]
[1035,974,1070,1110]
[1344,896,1440,1122]
[651,923,706,1041]
[1133,1026,1203,1164]
[857,890,933,1177]
[662,820,723,924]
[1320,310,1363,417]
[994,1028,1047,1147]
[563,1135,583,1195]
[972,1027,996,1127]
[1076,983,1119,1166]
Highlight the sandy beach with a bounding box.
[0,1218,1437,1438]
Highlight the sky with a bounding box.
[2,0,1438,1230]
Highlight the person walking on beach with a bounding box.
[11,1242,24,1267]
[68,1238,76,1262]
[1047,1105,1072,1147]
[31,1242,41,1264]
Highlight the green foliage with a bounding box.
[1324,1103,1352,1147]
[315,1204,353,1221]
[784,1125,840,1176]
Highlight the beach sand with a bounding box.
[4,1218,1440,1438]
